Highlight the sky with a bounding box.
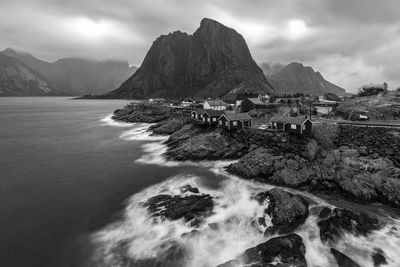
[1,0,400,92]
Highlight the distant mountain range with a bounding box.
[0,48,137,96]
[101,18,275,100]
[260,62,346,96]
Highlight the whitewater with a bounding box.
[91,115,400,267]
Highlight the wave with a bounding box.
[100,114,134,128]
[94,115,400,267]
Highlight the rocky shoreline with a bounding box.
[112,103,399,266]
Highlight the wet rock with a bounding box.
[179,185,200,194]
[330,248,361,267]
[318,208,380,242]
[144,193,213,222]
[257,188,309,234]
[217,234,307,267]
[372,248,387,266]
[319,207,332,219]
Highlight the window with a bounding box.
[302,124,305,131]
[224,121,227,126]
[233,121,238,126]
[219,120,222,125]
[212,118,216,122]
[291,124,296,129]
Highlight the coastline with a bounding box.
[100,102,400,266]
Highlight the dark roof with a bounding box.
[191,108,205,114]
[221,113,251,121]
[245,98,267,105]
[201,109,225,117]
[270,114,311,125]
[205,99,227,106]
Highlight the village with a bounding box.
[144,82,400,136]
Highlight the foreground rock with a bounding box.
[318,208,380,242]
[330,248,361,267]
[166,130,246,161]
[217,234,307,267]
[149,118,190,135]
[113,102,171,123]
[144,193,213,223]
[256,188,309,234]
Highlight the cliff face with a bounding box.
[104,18,275,99]
[1,48,136,96]
[270,62,346,96]
[0,53,52,96]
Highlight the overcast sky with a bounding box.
[1,0,399,92]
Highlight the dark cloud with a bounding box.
[1,0,399,91]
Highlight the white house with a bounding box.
[203,99,227,110]
[181,98,195,107]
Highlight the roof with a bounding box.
[201,109,225,117]
[182,98,195,102]
[270,114,311,125]
[245,98,266,105]
[191,108,205,114]
[221,113,251,121]
[204,99,227,106]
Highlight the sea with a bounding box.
[1,97,400,267]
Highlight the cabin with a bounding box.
[218,113,252,130]
[270,115,312,135]
[241,98,270,112]
[201,110,225,125]
[191,108,205,120]
[182,98,195,107]
[203,99,227,110]
[235,93,260,107]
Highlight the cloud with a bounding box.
[1,0,400,91]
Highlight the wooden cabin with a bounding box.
[218,113,252,130]
[201,110,225,125]
[203,99,227,110]
[270,115,312,135]
[241,98,270,112]
[191,109,205,120]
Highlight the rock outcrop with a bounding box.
[217,234,307,267]
[318,208,380,242]
[144,192,213,223]
[256,188,309,234]
[102,18,274,99]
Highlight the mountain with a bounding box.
[259,62,285,78]
[1,48,137,96]
[0,52,52,96]
[103,18,274,99]
[269,62,346,96]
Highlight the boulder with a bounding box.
[318,208,380,242]
[256,188,309,234]
[330,248,361,267]
[217,234,307,267]
[372,248,387,266]
[150,118,187,135]
[144,193,213,223]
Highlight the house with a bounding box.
[218,113,252,130]
[270,115,312,135]
[241,98,270,112]
[235,93,260,107]
[203,99,227,110]
[201,110,225,125]
[191,108,205,120]
[182,98,195,107]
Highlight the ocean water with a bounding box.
[1,97,400,267]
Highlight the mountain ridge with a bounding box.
[102,18,275,99]
[1,48,137,96]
